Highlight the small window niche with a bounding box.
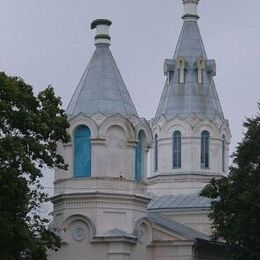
[135,130,146,181]
[201,130,210,169]
[177,57,186,84]
[154,134,158,172]
[197,57,205,84]
[173,130,182,169]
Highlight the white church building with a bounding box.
[49,0,231,259]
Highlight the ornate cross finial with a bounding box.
[182,0,200,21]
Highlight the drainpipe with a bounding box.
[192,239,198,260]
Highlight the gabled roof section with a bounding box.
[66,19,138,118]
[148,212,210,241]
[148,193,211,210]
[155,1,225,121]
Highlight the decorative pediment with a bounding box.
[193,57,206,70]
[128,114,141,127]
[176,57,187,69]
[155,115,167,129]
[213,116,224,130]
[91,112,107,125]
[68,113,98,138]
[185,114,202,128]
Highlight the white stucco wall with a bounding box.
[148,115,231,196]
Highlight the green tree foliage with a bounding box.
[0,72,70,260]
[201,106,260,260]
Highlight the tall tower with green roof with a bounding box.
[148,0,231,196]
[49,19,152,260]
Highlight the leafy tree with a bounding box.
[201,105,260,260]
[0,72,70,260]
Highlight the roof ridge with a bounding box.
[107,47,135,116]
[71,54,94,116]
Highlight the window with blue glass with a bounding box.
[201,130,209,169]
[135,130,145,181]
[154,134,158,171]
[74,125,91,177]
[173,130,181,168]
[222,135,225,172]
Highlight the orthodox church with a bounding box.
[49,0,231,259]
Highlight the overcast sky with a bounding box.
[0,0,259,199]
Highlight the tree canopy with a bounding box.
[201,105,260,260]
[0,72,70,260]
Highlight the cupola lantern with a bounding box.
[182,0,200,21]
[91,19,112,46]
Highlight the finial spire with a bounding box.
[182,0,200,21]
[91,19,112,46]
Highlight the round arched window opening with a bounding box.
[201,130,210,169]
[74,125,91,178]
[173,130,182,169]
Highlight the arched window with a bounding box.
[154,134,158,171]
[135,131,145,181]
[177,58,186,83]
[74,125,91,177]
[197,58,205,84]
[201,130,209,169]
[222,135,225,172]
[173,131,181,168]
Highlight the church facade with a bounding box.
[48,1,231,259]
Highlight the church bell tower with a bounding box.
[49,19,152,260]
[148,0,231,196]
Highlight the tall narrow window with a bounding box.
[135,131,145,181]
[177,58,186,83]
[173,131,181,168]
[222,135,225,172]
[74,125,91,177]
[197,58,205,84]
[201,130,210,169]
[154,134,158,171]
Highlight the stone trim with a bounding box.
[182,14,200,20]
[52,192,151,210]
[183,0,199,4]
[95,34,111,40]
[92,236,137,244]
[91,19,112,29]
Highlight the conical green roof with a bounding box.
[155,16,224,121]
[67,21,138,118]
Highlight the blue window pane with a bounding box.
[154,135,158,171]
[135,131,144,181]
[201,130,209,169]
[173,131,181,168]
[74,125,91,177]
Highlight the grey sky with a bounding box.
[0,0,259,179]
